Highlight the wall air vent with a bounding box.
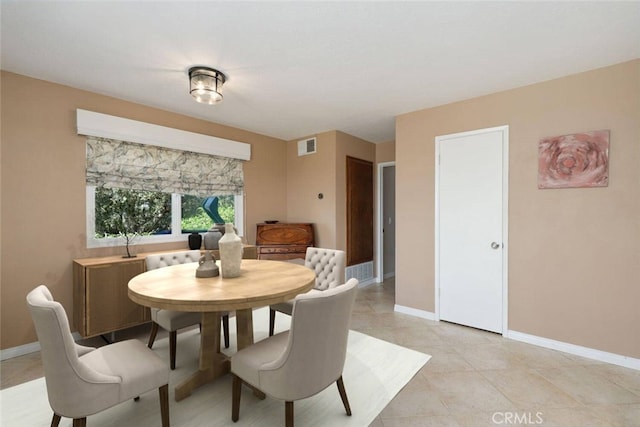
[297,137,317,156]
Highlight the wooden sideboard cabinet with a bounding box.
[73,245,258,337]
[256,223,314,260]
[73,256,149,338]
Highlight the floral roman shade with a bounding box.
[86,136,243,196]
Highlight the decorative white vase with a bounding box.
[218,223,243,278]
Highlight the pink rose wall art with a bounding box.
[538,130,609,189]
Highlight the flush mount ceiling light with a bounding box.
[189,66,226,105]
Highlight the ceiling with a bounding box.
[2,1,639,143]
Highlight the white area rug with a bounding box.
[1,308,430,426]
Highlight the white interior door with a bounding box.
[436,126,507,333]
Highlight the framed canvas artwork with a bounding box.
[538,129,609,189]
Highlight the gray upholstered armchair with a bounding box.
[232,278,358,427]
[269,247,346,336]
[145,250,230,370]
[26,285,170,427]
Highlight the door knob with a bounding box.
[490,242,501,249]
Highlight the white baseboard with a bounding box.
[506,330,640,371]
[0,341,40,361]
[1,332,82,361]
[391,308,640,371]
[357,278,377,288]
[6,318,638,373]
[394,304,437,321]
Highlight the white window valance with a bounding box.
[76,109,251,161]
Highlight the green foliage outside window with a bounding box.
[95,188,235,257]
[95,187,172,257]
[181,195,235,231]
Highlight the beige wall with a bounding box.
[286,131,338,248]
[375,141,395,164]
[286,131,376,252]
[396,60,640,359]
[0,71,287,350]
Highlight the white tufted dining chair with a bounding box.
[232,278,358,427]
[27,285,170,427]
[269,247,346,336]
[146,250,230,370]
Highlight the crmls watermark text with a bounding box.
[492,411,544,425]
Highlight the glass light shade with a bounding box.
[189,67,225,105]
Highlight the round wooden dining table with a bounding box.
[128,259,315,401]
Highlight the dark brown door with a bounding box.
[346,156,374,266]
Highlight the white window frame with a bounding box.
[86,186,244,248]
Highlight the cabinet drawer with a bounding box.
[259,245,308,254]
[259,253,306,261]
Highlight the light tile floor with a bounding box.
[357,279,640,427]
[3,278,640,426]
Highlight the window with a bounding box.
[94,187,172,236]
[87,187,243,248]
[77,109,250,250]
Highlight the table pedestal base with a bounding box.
[174,309,257,401]
[175,360,230,401]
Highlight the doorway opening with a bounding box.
[376,161,396,283]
